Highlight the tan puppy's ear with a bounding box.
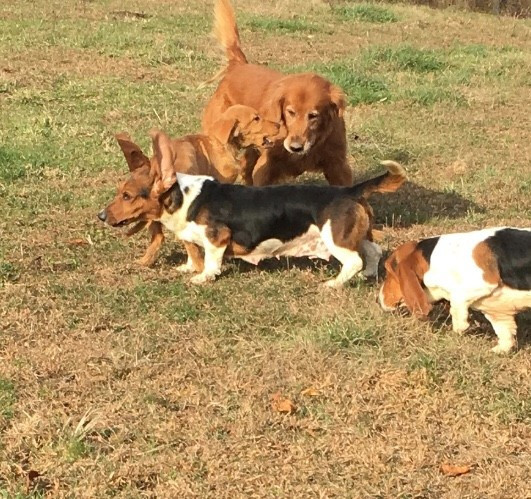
[210,116,240,145]
[149,129,177,196]
[397,256,432,317]
[329,84,347,118]
[115,132,150,172]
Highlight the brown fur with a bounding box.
[472,241,501,285]
[381,242,432,317]
[103,105,279,266]
[201,0,351,187]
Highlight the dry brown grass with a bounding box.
[1,0,530,497]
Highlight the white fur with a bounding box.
[320,221,364,288]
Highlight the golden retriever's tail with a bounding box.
[214,0,247,64]
[353,161,407,198]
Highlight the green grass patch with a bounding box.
[244,16,321,34]
[0,261,19,285]
[334,3,398,23]
[364,45,446,73]
[405,86,467,106]
[307,62,391,105]
[0,378,16,421]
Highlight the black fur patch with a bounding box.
[417,237,439,263]
[186,180,368,251]
[164,183,184,214]
[485,228,531,291]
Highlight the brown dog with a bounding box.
[201,0,352,187]
[101,105,279,266]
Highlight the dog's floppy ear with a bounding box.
[329,84,346,118]
[262,80,286,124]
[210,115,240,145]
[115,132,150,172]
[149,129,177,196]
[397,255,432,317]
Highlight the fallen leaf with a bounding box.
[301,386,320,397]
[440,463,473,477]
[271,392,296,414]
[67,238,89,246]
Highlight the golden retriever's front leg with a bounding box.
[322,160,353,186]
[251,152,282,186]
[137,222,164,267]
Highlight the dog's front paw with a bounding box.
[190,273,216,285]
[323,278,344,289]
[136,255,156,267]
[452,320,470,334]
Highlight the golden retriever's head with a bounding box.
[97,132,178,227]
[210,104,280,149]
[264,73,346,155]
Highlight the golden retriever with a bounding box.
[201,0,352,187]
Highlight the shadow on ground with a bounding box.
[370,181,485,227]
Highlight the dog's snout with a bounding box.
[97,210,107,222]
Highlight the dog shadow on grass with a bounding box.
[370,181,485,227]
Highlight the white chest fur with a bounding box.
[158,173,212,236]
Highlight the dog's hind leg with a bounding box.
[137,222,164,267]
[361,240,383,278]
[320,221,364,288]
[484,312,517,354]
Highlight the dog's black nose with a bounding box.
[97,210,107,222]
[288,142,304,153]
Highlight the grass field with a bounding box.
[1,0,530,496]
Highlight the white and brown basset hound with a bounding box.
[379,228,531,353]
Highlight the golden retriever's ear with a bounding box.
[149,129,177,195]
[262,82,286,124]
[210,116,240,145]
[397,256,432,317]
[329,85,347,118]
[115,132,150,172]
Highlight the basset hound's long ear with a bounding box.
[149,129,177,196]
[115,132,150,172]
[329,84,346,118]
[397,255,432,317]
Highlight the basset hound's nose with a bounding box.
[97,210,107,222]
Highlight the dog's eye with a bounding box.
[308,112,319,120]
[253,115,261,122]
[286,108,296,117]
[122,192,132,201]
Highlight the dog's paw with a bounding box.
[491,342,515,354]
[452,321,470,334]
[136,255,156,267]
[322,279,344,290]
[190,273,216,285]
[176,262,196,274]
